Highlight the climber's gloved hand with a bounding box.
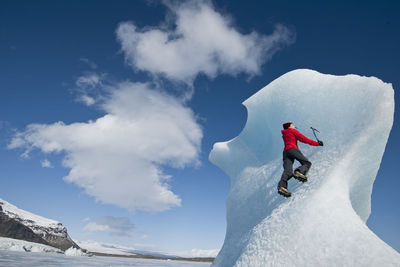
[318,140,324,146]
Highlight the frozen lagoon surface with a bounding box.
[0,250,211,267]
[209,69,400,266]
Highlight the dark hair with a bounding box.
[283,122,292,129]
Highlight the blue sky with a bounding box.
[0,0,399,256]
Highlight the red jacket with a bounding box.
[282,128,319,152]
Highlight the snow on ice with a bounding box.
[209,69,400,266]
[0,237,62,254]
[0,237,88,256]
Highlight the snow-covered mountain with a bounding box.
[75,240,140,256]
[0,197,79,251]
[0,198,215,261]
[76,240,217,260]
[76,240,184,258]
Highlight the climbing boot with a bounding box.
[294,171,307,182]
[278,187,291,197]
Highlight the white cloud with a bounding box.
[76,73,102,89]
[116,0,295,84]
[84,222,111,232]
[82,217,91,222]
[79,94,96,106]
[41,159,53,168]
[8,81,202,212]
[83,216,135,236]
[75,73,104,106]
[79,57,98,69]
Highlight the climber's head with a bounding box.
[283,122,294,129]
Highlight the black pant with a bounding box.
[278,148,312,189]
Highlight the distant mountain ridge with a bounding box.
[0,198,215,262]
[0,198,79,251]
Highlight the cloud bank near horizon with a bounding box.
[84,216,135,236]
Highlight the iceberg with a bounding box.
[209,69,399,266]
[64,247,90,257]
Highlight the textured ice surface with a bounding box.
[0,250,211,267]
[209,69,399,266]
[64,247,89,257]
[0,237,62,254]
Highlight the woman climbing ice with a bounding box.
[278,122,324,197]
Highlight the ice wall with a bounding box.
[209,69,399,266]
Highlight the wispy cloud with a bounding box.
[79,57,98,69]
[8,81,202,212]
[84,216,135,236]
[41,159,53,168]
[74,73,105,106]
[116,0,295,85]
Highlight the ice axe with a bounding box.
[310,127,320,142]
